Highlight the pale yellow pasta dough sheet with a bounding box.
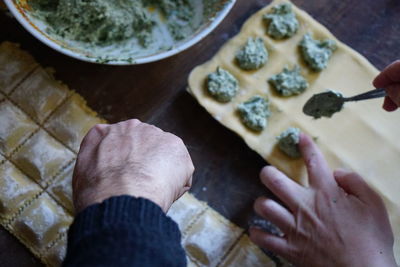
[188,0,400,262]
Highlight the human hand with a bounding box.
[72,119,194,213]
[373,60,400,111]
[250,134,396,267]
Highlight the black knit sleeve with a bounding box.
[63,195,186,267]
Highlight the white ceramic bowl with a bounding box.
[5,0,236,65]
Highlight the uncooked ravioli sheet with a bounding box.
[188,0,400,262]
[0,42,275,267]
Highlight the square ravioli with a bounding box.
[10,67,68,123]
[12,130,75,186]
[183,209,244,267]
[0,100,38,156]
[167,193,207,234]
[0,42,37,94]
[0,161,42,219]
[43,235,67,267]
[46,94,103,152]
[220,235,276,267]
[11,192,72,251]
[47,163,74,213]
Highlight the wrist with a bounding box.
[74,185,170,213]
[126,190,169,213]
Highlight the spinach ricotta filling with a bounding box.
[299,33,337,71]
[29,0,195,47]
[303,90,344,119]
[237,96,270,131]
[207,67,239,102]
[263,3,299,39]
[277,127,301,158]
[269,66,308,96]
[235,37,268,70]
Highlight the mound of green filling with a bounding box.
[235,37,268,70]
[277,127,301,158]
[263,3,299,39]
[237,96,270,132]
[148,0,194,41]
[207,67,239,102]
[29,0,194,46]
[303,90,344,119]
[299,33,337,71]
[269,66,308,96]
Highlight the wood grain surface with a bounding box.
[1,0,400,266]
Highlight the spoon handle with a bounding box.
[344,88,386,102]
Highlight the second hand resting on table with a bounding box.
[64,61,400,266]
[249,134,396,266]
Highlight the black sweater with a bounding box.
[63,195,187,267]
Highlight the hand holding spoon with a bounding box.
[303,88,386,119]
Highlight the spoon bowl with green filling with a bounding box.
[4,0,236,65]
[303,88,387,119]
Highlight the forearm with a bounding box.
[63,195,186,267]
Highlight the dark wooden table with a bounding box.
[1,0,400,265]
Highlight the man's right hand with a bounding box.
[373,60,400,111]
[72,119,195,213]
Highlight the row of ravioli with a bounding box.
[0,42,106,266]
[204,2,336,158]
[0,154,72,266]
[0,41,103,211]
[168,193,276,267]
[0,69,102,210]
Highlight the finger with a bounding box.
[126,118,142,126]
[299,133,336,189]
[249,227,291,257]
[177,186,190,201]
[254,197,296,234]
[386,84,400,108]
[187,158,195,178]
[260,166,305,212]
[112,119,141,135]
[383,96,399,111]
[186,175,193,188]
[79,124,109,154]
[373,60,400,88]
[334,169,382,204]
[73,124,109,187]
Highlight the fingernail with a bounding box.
[383,97,399,112]
[261,165,274,174]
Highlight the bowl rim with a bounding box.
[4,0,236,65]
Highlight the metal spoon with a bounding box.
[303,88,386,119]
